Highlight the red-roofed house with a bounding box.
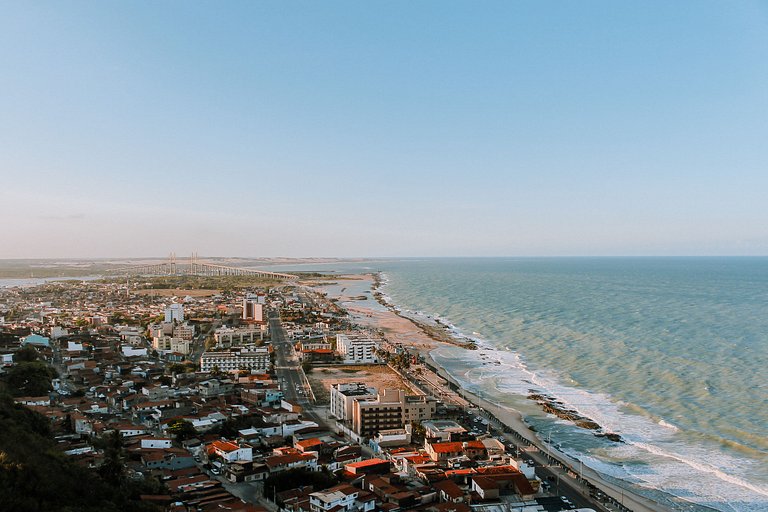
[344,458,391,476]
[265,453,317,473]
[295,437,324,453]
[471,476,499,500]
[425,442,464,463]
[432,479,467,504]
[208,440,253,463]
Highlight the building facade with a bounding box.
[165,303,184,323]
[335,333,380,364]
[200,346,270,373]
[330,382,377,422]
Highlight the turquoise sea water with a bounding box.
[275,258,768,511]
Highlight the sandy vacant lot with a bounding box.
[307,365,414,403]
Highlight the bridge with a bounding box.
[107,254,299,280]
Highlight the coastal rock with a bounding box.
[595,432,624,443]
[575,419,601,430]
[527,393,607,434]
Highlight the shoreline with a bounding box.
[427,356,665,512]
[320,272,673,512]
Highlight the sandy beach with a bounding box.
[310,273,667,512]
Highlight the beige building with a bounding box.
[153,336,192,355]
[351,389,436,437]
[330,382,376,422]
[214,325,266,346]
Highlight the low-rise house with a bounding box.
[265,452,317,473]
[112,423,149,437]
[432,480,466,504]
[207,440,254,463]
[141,437,173,449]
[224,461,269,483]
[471,476,499,500]
[141,447,196,470]
[344,458,391,476]
[309,484,375,512]
[196,379,235,397]
[425,442,464,464]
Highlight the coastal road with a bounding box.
[269,314,326,427]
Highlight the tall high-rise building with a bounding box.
[243,296,264,322]
[165,303,184,323]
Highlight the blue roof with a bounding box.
[22,334,50,347]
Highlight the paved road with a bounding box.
[269,314,326,427]
[190,320,219,364]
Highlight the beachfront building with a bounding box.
[422,420,467,442]
[352,389,405,437]
[403,394,438,424]
[200,346,270,374]
[330,382,377,422]
[351,388,436,437]
[335,333,380,364]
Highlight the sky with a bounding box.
[1,1,767,258]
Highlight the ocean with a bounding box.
[277,257,768,510]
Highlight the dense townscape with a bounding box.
[0,275,626,512]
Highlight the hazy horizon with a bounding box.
[2,2,767,258]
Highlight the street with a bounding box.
[269,314,326,427]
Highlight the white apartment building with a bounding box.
[330,382,377,422]
[200,346,270,374]
[335,333,380,364]
[165,303,184,323]
[214,325,266,346]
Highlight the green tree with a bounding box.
[13,346,40,363]
[301,360,313,374]
[97,431,125,486]
[168,363,187,375]
[4,362,56,396]
[167,419,197,441]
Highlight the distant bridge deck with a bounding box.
[106,261,298,280]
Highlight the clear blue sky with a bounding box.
[2,1,767,258]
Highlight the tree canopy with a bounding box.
[0,392,161,511]
[4,362,56,396]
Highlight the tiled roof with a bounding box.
[430,442,464,454]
